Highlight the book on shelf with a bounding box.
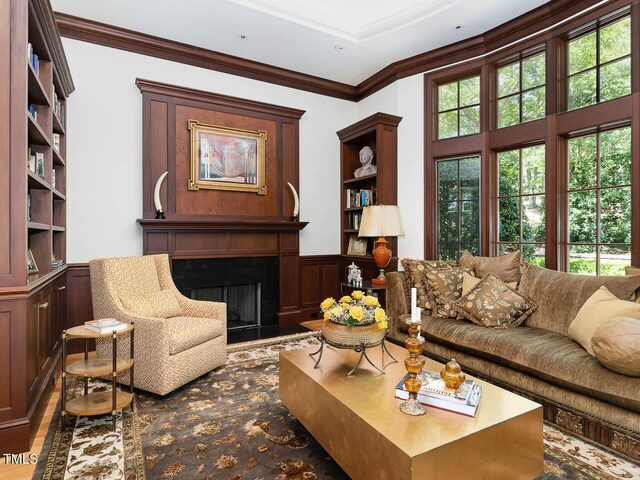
[84,318,128,334]
[28,43,39,75]
[349,211,362,230]
[28,147,36,173]
[52,91,65,128]
[36,152,44,179]
[52,134,60,152]
[28,104,37,121]
[27,194,31,221]
[51,169,55,188]
[346,188,376,208]
[395,371,482,417]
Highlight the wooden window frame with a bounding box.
[434,74,481,140]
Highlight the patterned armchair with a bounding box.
[89,254,227,395]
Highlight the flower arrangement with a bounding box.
[320,290,388,330]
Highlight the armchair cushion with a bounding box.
[121,289,183,319]
[166,316,225,355]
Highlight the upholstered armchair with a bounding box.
[89,254,227,395]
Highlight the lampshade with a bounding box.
[358,205,405,237]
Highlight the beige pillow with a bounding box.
[424,266,473,318]
[454,273,536,328]
[625,267,640,303]
[400,259,455,312]
[459,249,522,283]
[568,286,640,356]
[121,289,183,318]
[461,272,517,297]
[592,317,640,376]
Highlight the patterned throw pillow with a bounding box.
[454,273,537,328]
[121,289,183,319]
[401,258,457,312]
[425,266,473,318]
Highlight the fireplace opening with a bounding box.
[171,257,278,330]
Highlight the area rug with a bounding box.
[34,331,640,479]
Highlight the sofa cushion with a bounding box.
[459,249,521,283]
[400,259,454,312]
[454,273,536,328]
[518,264,640,335]
[166,316,224,355]
[425,266,472,318]
[592,318,640,376]
[461,272,517,296]
[421,316,640,412]
[568,286,640,355]
[121,289,183,319]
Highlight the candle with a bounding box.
[411,287,417,321]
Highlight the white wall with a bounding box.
[63,38,358,263]
[357,76,425,260]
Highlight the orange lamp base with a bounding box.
[371,236,392,284]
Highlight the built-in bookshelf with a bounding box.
[336,113,401,281]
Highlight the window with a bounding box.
[497,52,546,128]
[437,76,480,139]
[568,16,631,110]
[497,145,546,265]
[567,127,631,275]
[436,156,481,260]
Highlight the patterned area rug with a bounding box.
[34,332,640,479]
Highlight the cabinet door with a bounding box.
[51,278,66,353]
[26,296,39,404]
[37,289,51,378]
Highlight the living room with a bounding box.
[2,0,640,478]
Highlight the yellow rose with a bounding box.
[351,290,364,300]
[341,302,350,311]
[374,307,386,323]
[377,319,388,330]
[320,297,335,310]
[349,306,364,321]
[339,296,352,304]
[330,306,343,318]
[364,295,379,307]
[323,310,332,320]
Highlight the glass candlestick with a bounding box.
[399,318,427,416]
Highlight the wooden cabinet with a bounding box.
[336,113,401,282]
[0,0,74,453]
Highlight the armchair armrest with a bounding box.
[175,295,227,326]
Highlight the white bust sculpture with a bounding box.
[354,146,377,178]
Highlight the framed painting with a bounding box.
[27,249,38,274]
[188,120,267,194]
[347,234,368,256]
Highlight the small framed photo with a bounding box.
[347,234,368,256]
[27,249,38,274]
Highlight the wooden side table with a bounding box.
[61,323,135,430]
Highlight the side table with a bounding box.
[61,323,135,430]
[341,280,386,308]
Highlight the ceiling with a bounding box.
[51,0,550,85]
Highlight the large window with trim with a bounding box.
[567,14,630,110]
[496,145,546,265]
[497,50,546,128]
[567,126,631,275]
[437,76,480,139]
[436,156,481,260]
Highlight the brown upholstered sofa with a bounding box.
[385,264,640,461]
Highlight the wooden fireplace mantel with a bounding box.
[137,218,308,232]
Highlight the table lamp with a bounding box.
[358,205,405,284]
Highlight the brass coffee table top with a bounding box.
[280,340,543,479]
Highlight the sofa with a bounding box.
[385,264,640,462]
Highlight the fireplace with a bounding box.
[171,257,279,330]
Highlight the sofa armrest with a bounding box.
[385,271,409,337]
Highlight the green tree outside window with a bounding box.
[497,52,546,128]
[437,76,480,139]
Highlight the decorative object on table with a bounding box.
[399,317,427,415]
[286,181,300,221]
[187,120,267,194]
[353,145,377,178]
[440,359,466,390]
[347,233,368,256]
[347,262,362,287]
[153,170,168,219]
[396,369,481,417]
[27,248,38,274]
[359,205,405,284]
[310,291,397,375]
[61,323,135,430]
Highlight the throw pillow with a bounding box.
[592,317,640,377]
[568,286,640,356]
[625,266,640,303]
[454,273,537,328]
[459,249,522,284]
[401,258,456,312]
[461,272,517,297]
[121,288,183,319]
[425,266,473,318]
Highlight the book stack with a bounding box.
[346,188,376,208]
[349,211,362,230]
[27,43,39,75]
[395,370,482,417]
[84,318,127,334]
[52,91,65,128]
[51,256,64,269]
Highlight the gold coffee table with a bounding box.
[280,341,543,479]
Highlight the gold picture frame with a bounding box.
[188,120,267,194]
[27,249,38,274]
[347,234,368,256]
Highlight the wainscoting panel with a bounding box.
[299,255,340,321]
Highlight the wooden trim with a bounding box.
[136,219,308,232]
[55,13,357,101]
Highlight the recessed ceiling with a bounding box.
[52,0,549,85]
